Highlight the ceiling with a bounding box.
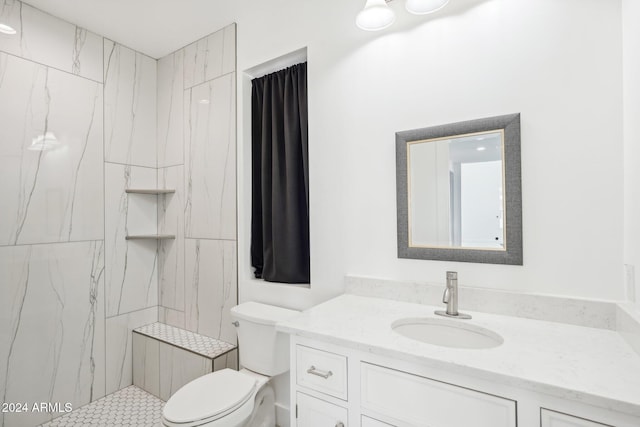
[21,0,238,58]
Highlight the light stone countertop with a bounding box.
[276,294,640,417]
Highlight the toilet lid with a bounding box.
[163,369,257,424]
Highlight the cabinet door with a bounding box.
[297,392,348,427]
[361,415,394,427]
[361,362,516,427]
[541,409,613,427]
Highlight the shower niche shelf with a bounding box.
[125,188,176,241]
[125,189,176,195]
[125,234,176,241]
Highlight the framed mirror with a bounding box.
[396,113,522,265]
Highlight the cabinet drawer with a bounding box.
[361,362,516,427]
[297,392,348,427]
[361,415,394,427]
[296,345,348,400]
[541,409,613,427]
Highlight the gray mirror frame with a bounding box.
[396,113,523,265]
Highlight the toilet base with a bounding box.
[246,385,275,427]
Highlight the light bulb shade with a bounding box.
[405,0,450,15]
[356,0,395,31]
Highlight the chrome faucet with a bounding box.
[435,271,471,319]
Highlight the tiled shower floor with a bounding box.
[40,386,164,427]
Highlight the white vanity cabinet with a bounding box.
[290,337,516,427]
[289,336,639,427]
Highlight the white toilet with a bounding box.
[161,302,299,427]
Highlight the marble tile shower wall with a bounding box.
[157,24,237,346]
[0,0,160,425]
[0,2,105,426]
[104,40,157,168]
[1,0,237,423]
[103,37,159,397]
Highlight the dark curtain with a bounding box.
[251,62,310,284]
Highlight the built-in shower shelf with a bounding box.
[125,234,176,240]
[125,189,175,194]
[125,189,176,241]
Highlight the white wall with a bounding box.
[409,141,451,246]
[236,0,625,309]
[460,160,502,247]
[623,0,640,306]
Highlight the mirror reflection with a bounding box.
[396,113,522,265]
[408,130,505,250]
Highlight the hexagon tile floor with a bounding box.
[40,386,164,427]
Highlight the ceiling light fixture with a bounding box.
[356,0,449,31]
[0,23,17,35]
[356,0,396,31]
[405,0,450,15]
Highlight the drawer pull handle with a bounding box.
[336,423,344,427]
[307,366,333,379]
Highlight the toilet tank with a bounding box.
[231,302,300,376]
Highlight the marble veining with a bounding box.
[158,50,184,167]
[278,294,640,418]
[183,24,236,89]
[0,246,30,423]
[345,276,618,329]
[105,164,158,317]
[104,40,157,168]
[158,166,184,312]
[157,24,238,353]
[0,0,103,83]
[132,332,161,398]
[105,307,158,395]
[77,240,104,403]
[0,52,104,246]
[184,73,236,239]
[63,78,102,243]
[71,27,86,76]
[184,239,237,344]
[0,241,106,427]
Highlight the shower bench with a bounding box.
[132,322,238,401]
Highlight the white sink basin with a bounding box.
[392,317,504,349]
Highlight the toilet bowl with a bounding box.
[161,369,272,427]
[161,302,299,427]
